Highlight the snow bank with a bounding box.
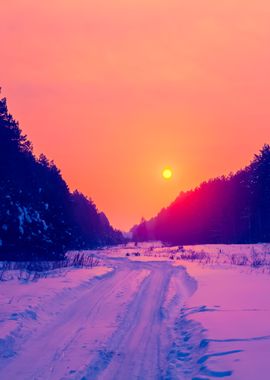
[0,266,112,363]
[177,262,270,379]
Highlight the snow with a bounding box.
[0,243,270,379]
[0,267,112,364]
[174,262,270,379]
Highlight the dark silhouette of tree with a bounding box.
[132,145,270,245]
[0,96,123,260]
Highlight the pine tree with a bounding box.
[0,96,123,260]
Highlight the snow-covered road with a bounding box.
[1,244,270,380]
[0,258,195,380]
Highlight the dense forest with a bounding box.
[0,97,123,260]
[132,145,270,245]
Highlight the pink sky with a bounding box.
[1,0,270,230]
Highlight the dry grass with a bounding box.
[0,252,100,282]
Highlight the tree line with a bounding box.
[132,145,270,245]
[0,96,123,260]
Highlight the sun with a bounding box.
[162,168,173,180]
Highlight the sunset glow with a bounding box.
[1,1,270,230]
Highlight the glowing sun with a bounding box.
[162,168,173,180]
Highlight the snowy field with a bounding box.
[0,243,270,379]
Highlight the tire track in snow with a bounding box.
[79,262,188,380]
[0,263,149,380]
[0,258,199,380]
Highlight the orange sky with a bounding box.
[1,0,270,230]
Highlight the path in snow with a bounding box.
[2,245,270,379]
[0,258,196,380]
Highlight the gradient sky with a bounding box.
[1,0,270,230]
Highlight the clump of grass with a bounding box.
[250,248,267,268]
[230,254,249,266]
[179,250,208,263]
